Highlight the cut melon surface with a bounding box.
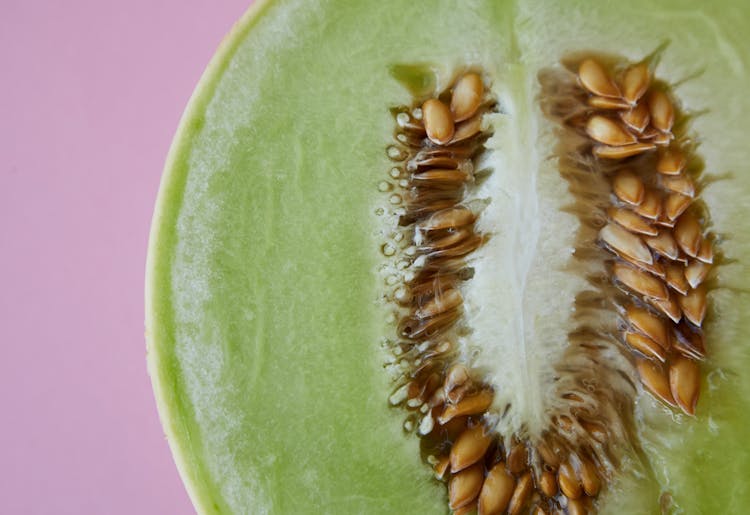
[146,1,750,513]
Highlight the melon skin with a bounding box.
[146,1,750,513]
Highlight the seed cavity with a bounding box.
[382,54,714,514]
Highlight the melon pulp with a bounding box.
[146,0,750,513]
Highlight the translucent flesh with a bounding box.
[147,0,750,513]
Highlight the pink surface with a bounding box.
[1,1,251,513]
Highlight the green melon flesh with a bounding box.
[146,1,750,513]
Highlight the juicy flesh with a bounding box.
[384,54,712,514]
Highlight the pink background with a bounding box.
[1,1,251,513]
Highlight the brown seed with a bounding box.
[422,98,455,145]
[620,101,651,133]
[669,356,701,415]
[685,260,710,289]
[644,231,679,260]
[650,294,682,324]
[613,169,645,205]
[540,470,558,497]
[421,228,471,253]
[578,58,620,97]
[449,462,484,510]
[557,461,582,500]
[450,424,494,472]
[532,505,547,515]
[614,262,668,300]
[648,90,675,132]
[452,114,483,143]
[664,193,692,222]
[415,288,463,319]
[586,116,637,146]
[665,263,689,295]
[626,331,667,362]
[556,414,574,432]
[599,223,653,265]
[622,62,650,105]
[636,358,677,407]
[608,207,657,236]
[656,148,686,175]
[428,233,483,258]
[438,390,494,424]
[634,189,662,220]
[536,440,561,468]
[567,498,588,515]
[661,174,695,197]
[507,443,528,474]
[697,239,713,264]
[508,472,533,515]
[434,455,450,479]
[420,207,476,231]
[478,462,516,515]
[626,305,669,350]
[674,212,702,257]
[678,285,707,326]
[594,142,655,159]
[588,95,631,109]
[451,73,484,122]
[579,458,601,497]
[674,323,706,360]
[580,420,607,443]
[412,168,470,188]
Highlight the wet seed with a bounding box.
[599,223,653,265]
[685,260,710,289]
[588,96,630,110]
[422,98,455,145]
[625,331,667,362]
[451,114,483,143]
[451,73,484,122]
[697,239,713,264]
[508,472,533,515]
[415,288,463,319]
[644,231,679,260]
[634,189,662,220]
[614,262,668,300]
[660,174,695,197]
[608,207,657,236]
[438,389,494,424]
[674,212,702,257]
[650,294,682,324]
[450,424,494,472]
[540,470,558,497]
[578,58,620,98]
[656,148,686,175]
[648,90,674,132]
[620,101,650,133]
[665,263,689,295]
[593,142,655,159]
[669,356,701,415]
[580,458,601,497]
[420,207,476,231]
[636,358,677,407]
[567,498,588,515]
[626,305,670,350]
[678,285,707,327]
[558,461,583,500]
[586,116,637,146]
[664,193,692,221]
[478,462,515,515]
[622,62,650,105]
[449,462,484,510]
[507,443,528,474]
[613,169,645,205]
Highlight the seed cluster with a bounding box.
[570,57,711,415]
[383,57,713,515]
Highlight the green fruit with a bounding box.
[146,0,750,513]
